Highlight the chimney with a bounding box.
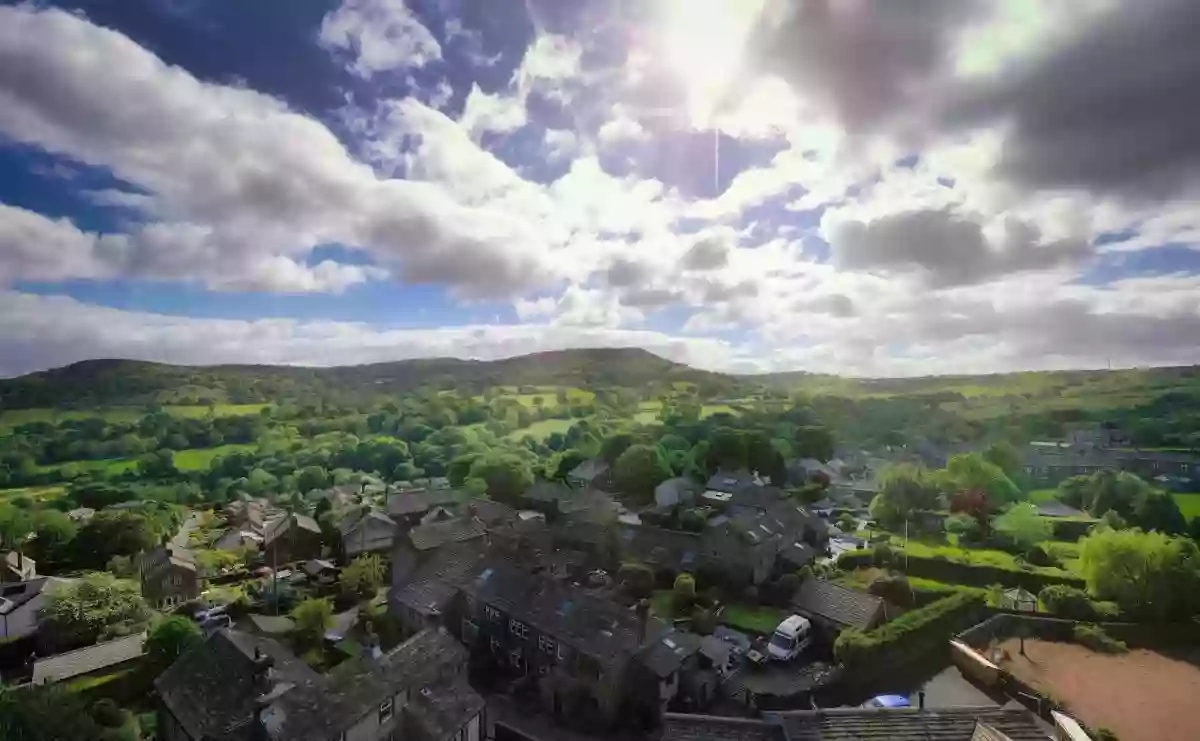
[918,691,926,710]
[635,598,650,644]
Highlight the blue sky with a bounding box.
[1,0,1200,377]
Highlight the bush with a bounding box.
[672,573,696,613]
[872,543,896,567]
[90,699,125,728]
[1024,544,1056,567]
[868,571,915,608]
[837,513,858,531]
[1038,585,1104,620]
[1073,624,1127,654]
[618,562,655,599]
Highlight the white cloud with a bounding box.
[459,84,527,140]
[0,204,122,284]
[597,112,650,148]
[0,5,552,298]
[514,34,582,101]
[319,0,442,78]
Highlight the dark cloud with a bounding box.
[680,234,730,271]
[605,257,651,287]
[745,0,985,131]
[949,0,1200,200]
[829,209,1092,286]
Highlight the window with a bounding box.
[538,635,556,655]
[484,605,501,622]
[379,697,394,724]
[509,619,528,639]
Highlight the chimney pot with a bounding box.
[918,691,925,709]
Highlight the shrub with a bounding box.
[672,573,696,613]
[1073,624,1127,654]
[868,571,915,608]
[872,543,896,567]
[834,592,984,666]
[837,513,858,531]
[90,699,125,728]
[618,562,655,599]
[1039,585,1103,620]
[1024,544,1056,567]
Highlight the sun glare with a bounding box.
[658,0,767,127]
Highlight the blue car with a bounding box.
[863,694,911,709]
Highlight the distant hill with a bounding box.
[0,348,735,409]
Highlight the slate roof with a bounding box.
[706,470,758,493]
[568,457,610,482]
[791,578,885,630]
[32,632,146,684]
[392,541,490,615]
[730,485,787,511]
[463,497,515,525]
[664,707,1050,741]
[639,631,703,678]
[0,577,57,615]
[663,714,787,741]
[389,488,465,517]
[155,630,323,741]
[770,706,1051,741]
[524,479,575,503]
[406,676,486,741]
[780,541,817,568]
[409,517,487,551]
[339,509,396,536]
[471,562,660,667]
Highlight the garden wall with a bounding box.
[956,612,1200,651]
[837,551,1086,592]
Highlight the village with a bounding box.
[3,423,1197,741]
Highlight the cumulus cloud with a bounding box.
[0,5,550,298]
[826,208,1092,286]
[679,230,732,271]
[459,84,527,139]
[0,204,121,284]
[949,0,1200,200]
[319,0,442,78]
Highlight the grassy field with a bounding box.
[894,537,1077,576]
[504,418,578,442]
[719,603,786,634]
[174,443,257,470]
[0,485,66,503]
[0,403,267,429]
[1172,493,1200,521]
[1028,489,1060,504]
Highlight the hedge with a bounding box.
[834,591,985,667]
[837,549,1085,592]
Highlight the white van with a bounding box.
[767,614,812,662]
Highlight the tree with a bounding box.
[146,615,203,668]
[340,554,385,600]
[992,502,1053,550]
[1078,528,1200,620]
[600,433,634,465]
[944,512,982,541]
[71,511,157,571]
[291,597,333,646]
[296,465,330,492]
[138,449,177,478]
[868,571,914,608]
[794,425,834,462]
[983,441,1023,477]
[467,453,534,505]
[611,444,670,504]
[0,683,104,741]
[41,572,151,647]
[552,449,587,481]
[943,453,1021,507]
[708,427,746,469]
[617,562,655,599]
[870,464,939,528]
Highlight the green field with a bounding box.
[39,457,139,476]
[1173,493,1200,521]
[505,418,578,442]
[0,485,66,502]
[0,403,268,429]
[173,443,257,470]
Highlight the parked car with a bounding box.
[199,613,232,634]
[767,614,813,662]
[863,694,911,709]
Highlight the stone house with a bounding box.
[155,627,484,741]
[391,517,487,587]
[139,542,200,610]
[790,578,886,639]
[261,513,323,565]
[0,576,74,641]
[340,509,398,562]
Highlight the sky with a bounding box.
[1,0,1200,378]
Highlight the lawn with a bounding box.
[893,537,1076,576]
[504,418,579,442]
[999,638,1200,741]
[719,603,786,634]
[1172,493,1200,521]
[1028,489,1060,504]
[173,443,257,470]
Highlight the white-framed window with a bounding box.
[538,635,556,654]
[484,605,501,622]
[509,619,528,639]
[380,697,394,724]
